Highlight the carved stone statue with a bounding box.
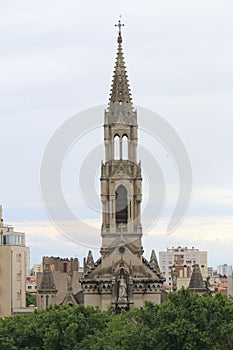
[67,271,73,293]
[118,276,127,302]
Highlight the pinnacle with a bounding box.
[87,250,94,264]
[150,249,157,262]
[149,249,163,276]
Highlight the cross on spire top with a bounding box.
[115,17,124,43]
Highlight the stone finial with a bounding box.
[67,272,73,293]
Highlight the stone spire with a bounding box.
[108,20,133,111]
[188,264,205,292]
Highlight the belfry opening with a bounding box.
[115,185,128,225]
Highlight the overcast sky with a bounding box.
[1,0,233,268]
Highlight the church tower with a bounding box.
[101,20,142,253]
[81,21,165,310]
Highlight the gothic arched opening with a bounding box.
[122,135,128,159]
[115,185,128,225]
[114,135,120,160]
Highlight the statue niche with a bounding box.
[116,267,129,311]
[118,276,127,302]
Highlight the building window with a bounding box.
[63,263,67,273]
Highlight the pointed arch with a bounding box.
[115,185,128,225]
[122,134,128,159]
[114,135,120,160]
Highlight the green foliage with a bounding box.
[0,290,233,349]
[26,292,37,307]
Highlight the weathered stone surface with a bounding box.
[188,264,206,293]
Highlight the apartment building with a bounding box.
[159,246,208,287]
[0,206,27,317]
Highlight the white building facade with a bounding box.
[217,264,232,277]
[159,246,208,287]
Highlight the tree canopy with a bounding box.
[26,292,37,307]
[0,289,233,350]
